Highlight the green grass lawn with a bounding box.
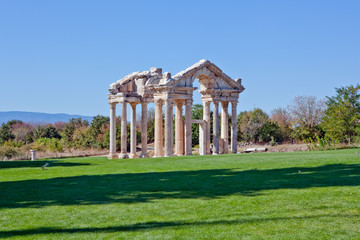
[0,150,359,239]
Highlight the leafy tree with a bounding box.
[287,96,325,140]
[191,104,203,146]
[237,108,269,142]
[61,118,89,146]
[0,123,15,145]
[270,108,292,142]
[33,125,61,140]
[322,85,360,144]
[88,115,110,148]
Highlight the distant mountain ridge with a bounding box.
[0,111,94,124]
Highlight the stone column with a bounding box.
[184,99,192,155]
[213,101,219,155]
[175,100,184,156]
[203,101,211,155]
[129,102,137,159]
[119,101,128,159]
[140,102,149,158]
[154,99,164,157]
[164,98,174,157]
[231,101,238,153]
[108,102,118,159]
[30,150,37,161]
[199,122,206,155]
[221,101,229,154]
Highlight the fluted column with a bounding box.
[164,98,174,157]
[213,101,219,155]
[129,103,137,159]
[184,99,192,155]
[154,99,164,157]
[199,122,206,155]
[140,102,149,158]
[119,101,128,159]
[231,101,238,153]
[108,102,118,159]
[203,101,211,155]
[221,101,229,154]
[175,100,184,156]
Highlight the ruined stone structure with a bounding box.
[107,60,245,159]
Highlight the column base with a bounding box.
[164,153,175,157]
[139,153,149,158]
[129,153,138,159]
[212,152,219,155]
[108,153,118,159]
[118,153,129,159]
[185,153,193,156]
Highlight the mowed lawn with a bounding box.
[0,150,359,239]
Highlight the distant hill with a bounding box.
[0,111,94,125]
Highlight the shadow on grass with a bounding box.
[0,160,90,169]
[0,164,359,208]
[1,213,359,237]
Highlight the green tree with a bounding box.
[191,104,203,146]
[88,115,110,148]
[33,125,61,140]
[237,108,269,142]
[322,85,360,144]
[61,118,89,147]
[0,123,15,145]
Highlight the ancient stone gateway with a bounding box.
[107,60,245,159]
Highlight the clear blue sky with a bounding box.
[0,0,359,117]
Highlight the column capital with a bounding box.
[129,102,137,109]
[221,101,229,108]
[185,99,193,106]
[154,99,163,106]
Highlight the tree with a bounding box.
[191,104,203,146]
[322,85,360,144]
[270,108,292,142]
[287,96,325,140]
[0,123,15,145]
[33,125,61,140]
[88,115,110,148]
[237,108,269,142]
[61,118,89,146]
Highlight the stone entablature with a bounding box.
[107,59,245,159]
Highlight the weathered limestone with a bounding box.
[108,103,117,159]
[30,149,37,161]
[140,102,149,158]
[185,99,192,155]
[221,101,229,154]
[154,99,164,157]
[129,103,137,159]
[107,60,244,159]
[119,101,128,159]
[231,101,238,153]
[164,98,174,157]
[175,100,184,156]
[203,101,211,154]
[213,101,219,155]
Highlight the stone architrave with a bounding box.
[108,102,118,159]
[129,102,137,159]
[154,99,164,157]
[231,101,238,153]
[184,99,193,155]
[119,101,128,159]
[221,101,229,154]
[140,102,149,158]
